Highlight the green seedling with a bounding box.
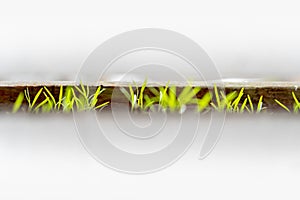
[231,88,244,112]
[196,92,211,112]
[24,87,44,111]
[292,92,300,113]
[247,94,254,112]
[275,99,290,112]
[12,92,24,113]
[57,85,64,110]
[256,96,264,113]
[240,98,248,113]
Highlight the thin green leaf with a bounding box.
[257,96,264,113]
[31,88,44,109]
[57,85,63,110]
[240,98,248,113]
[12,92,24,113]
[91,86,104,108]
[24,88,31,108]
[95,101,110,109]
[214,85,221,108]
[292,92,300,113]
[275,99,290,112]
[34,97,50,112]
[138,79,147,108]
[247,94,254,112]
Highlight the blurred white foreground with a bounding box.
[0,113,299,199]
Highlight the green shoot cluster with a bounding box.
[12,84,109,113]
[120,80,208,113]
[120,80,265,113]
[210,87,264,113]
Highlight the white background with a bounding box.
[1,0,300,80]
[1,1,300,199]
